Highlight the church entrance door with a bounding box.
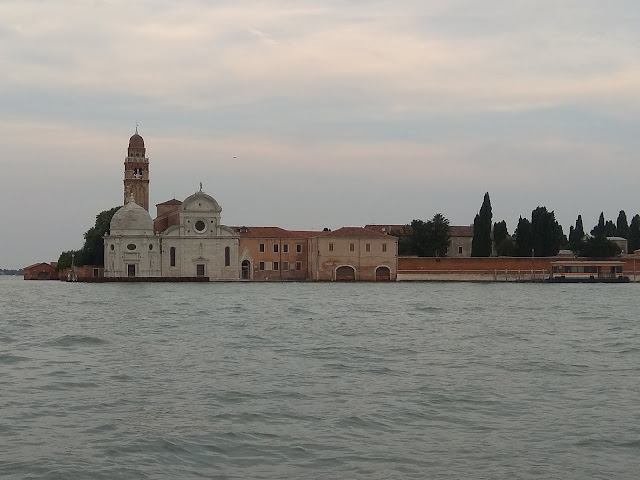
[127,264,136,277]
[241,260,250,280]
[196,264,205,277]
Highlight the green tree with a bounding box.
[408,219,429,256]
[471,192,492,257]
[80,206,120,266]
[496,236,516,256]
[603,220,617,237]
[426,213,451,257]
[568,215,585,252]
[616,210,630,240]
[578,235,621,258]
[56,250,82,271]
[629,215,640,252]
[591,212,605,236]
[514,216,533,257]
[57,206,120,268]
[530,206,564,256]
[493,221,508,249]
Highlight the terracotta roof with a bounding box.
[156,199,183,206]
[234,226,320,238]
[24,262,53,270]
[322,227,393,238]
[449,226,474,237]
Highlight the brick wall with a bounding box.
[399,255,640,276]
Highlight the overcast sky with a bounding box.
[2,0,639,268]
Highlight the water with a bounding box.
[1,276,640,479]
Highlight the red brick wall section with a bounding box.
[399,255,640,275]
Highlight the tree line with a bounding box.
[393,192,636,258]
[0,268,23,275]
[56,206,120,270]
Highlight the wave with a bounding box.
[47,335,108,347]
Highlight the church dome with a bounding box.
[110,196,154,235]
[129,133,145,149]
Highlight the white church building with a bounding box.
[104,130,239,280]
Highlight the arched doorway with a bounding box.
[241,260,251,280]
[375,266,391,281]
[335,265,356,281]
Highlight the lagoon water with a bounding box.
[1,276,639,479]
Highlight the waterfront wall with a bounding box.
[398,255,640,282]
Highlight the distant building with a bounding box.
[365,224,474,257]
[235,227,315,281]
[23,262,58,280]
[310,227,397,281]
[607,236,628,254]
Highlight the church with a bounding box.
[104,130,398,281]
[104,130,240,280]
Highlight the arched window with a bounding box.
[170,247,176,267]
[225,246,230,266]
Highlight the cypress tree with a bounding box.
[603,220,617,237]
[515,216,533,257]
[616,210,630,239]
[493,221,508,248]
[568,215,585,252]
[471,192,493,257]
[530,206,563,257]
[629,215,640,252]
[591,212,605,236]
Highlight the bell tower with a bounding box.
[123,126,149,212]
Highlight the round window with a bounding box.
[194,220,206,232]
[127,243,137,251]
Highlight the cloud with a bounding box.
[2,0,639,114]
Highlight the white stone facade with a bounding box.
[104,197,161,278]
[104,191,240,280]
[159,192,239,280]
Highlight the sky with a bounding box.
[1,0,639,269]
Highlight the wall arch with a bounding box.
[375,265,391,281]
[335,265,356,281]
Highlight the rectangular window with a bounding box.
[283,261,289,271]
[273,244,279,253]
[382,243,387,252]
[196,264,205,277]
[259,261,265,270]
[283,244,289,253]
[458,246,463,255]
[225,246,231,266]
[329,243,334,252]
[259,243,265,253]
[296,244,302,253]
[350,243,355,252]
[296,261,302,271]
[93,268,99,278]
[365,243,370,252]
[273,261,279,271]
